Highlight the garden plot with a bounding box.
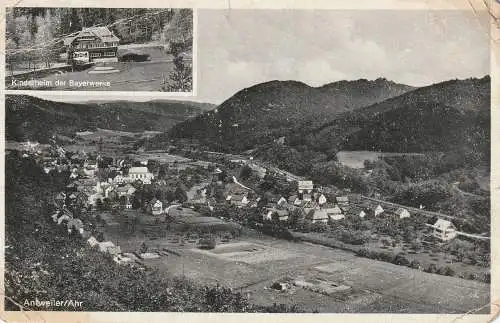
[192,241,298,264]
[314,258,489,313]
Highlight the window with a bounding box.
[90,52,101,58]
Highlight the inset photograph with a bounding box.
[5,8,194,92]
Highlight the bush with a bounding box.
[410,260,421,269]
[339,229,368,245]
[199,237,216,249]
[392,252,410,266]
[425,263,438,274]
[355,248,368,257]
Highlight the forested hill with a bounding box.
[6,95,207,143]
[299,76,490,157]
[166,78,414,152]
[6,8,192,55]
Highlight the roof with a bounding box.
[64,26,120,46]
[336,196,349,202]
[434,219,455,230]
[312,209,328,220]
[396,208,410,215]
[129,167,150,174]
[298,180,314,190]
[325,206,342,215]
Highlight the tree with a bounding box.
[163,55,192,92]
[175,185,188,203]
[239,165,253,181]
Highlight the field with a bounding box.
[127,150,190,163]
[102,219,490,313]
[337,150,425,168]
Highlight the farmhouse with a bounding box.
[149,198,164,216]
[298,180,314,194]
[64,26,120,63]
[395,208,411,219]
[116,183,136,197]
[318,194,327,205]
[98,241,121,255]
[263,209,273,221]
[336,196,349,210]
[431,219,457,241]
[128,167,154,184]
[87,236,99,247]
[374,204,385,216]
[277,196,288,207]
[325,205,344,221]
[310,209,329,224]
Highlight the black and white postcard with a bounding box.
[1,1,497,323]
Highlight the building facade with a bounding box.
[64,27,120,63]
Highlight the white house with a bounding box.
[374,205,384,216]
[150,199,163,215]
[98,241,121,255]
[432,219,457,241]
[117,184,136,197]
[87,236,99,247]
[318,194,327,205]
[263,209,274,221]
[326,205,344,221]
[128,167,154,184]
[277,196,288,207]
[311,209,329,224]
[395,208,411,219]
[298,180,314,194]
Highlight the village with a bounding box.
[9,135,490,312]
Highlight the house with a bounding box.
[231,194,249,208]
[432,219,457,241]
[277,196,288,207]
[113,174,126,184]
[51,212,60,222]
[263,208,289,221]
[310,209,329,224]
[303,194,312,202]
[336,196,349,209]
[55,192,66,204]
[275,209,289,221]
[263,209,274,221]
[318,194,327,206]
[325,205,344,221]
[395,208,411,219]
[98,241,121,255]
[293,198,303,206]
[374,204,384,216]
[124,196,133,209]
[57,214,71,225]
[298,180,314,194]
[64,26,120,63]
[87,236,99,247]
[128,167,154,184]
[150,199,163,215]
[67,218,84,234]
[116,183,136,197]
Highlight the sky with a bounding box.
[30,8,490,105]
